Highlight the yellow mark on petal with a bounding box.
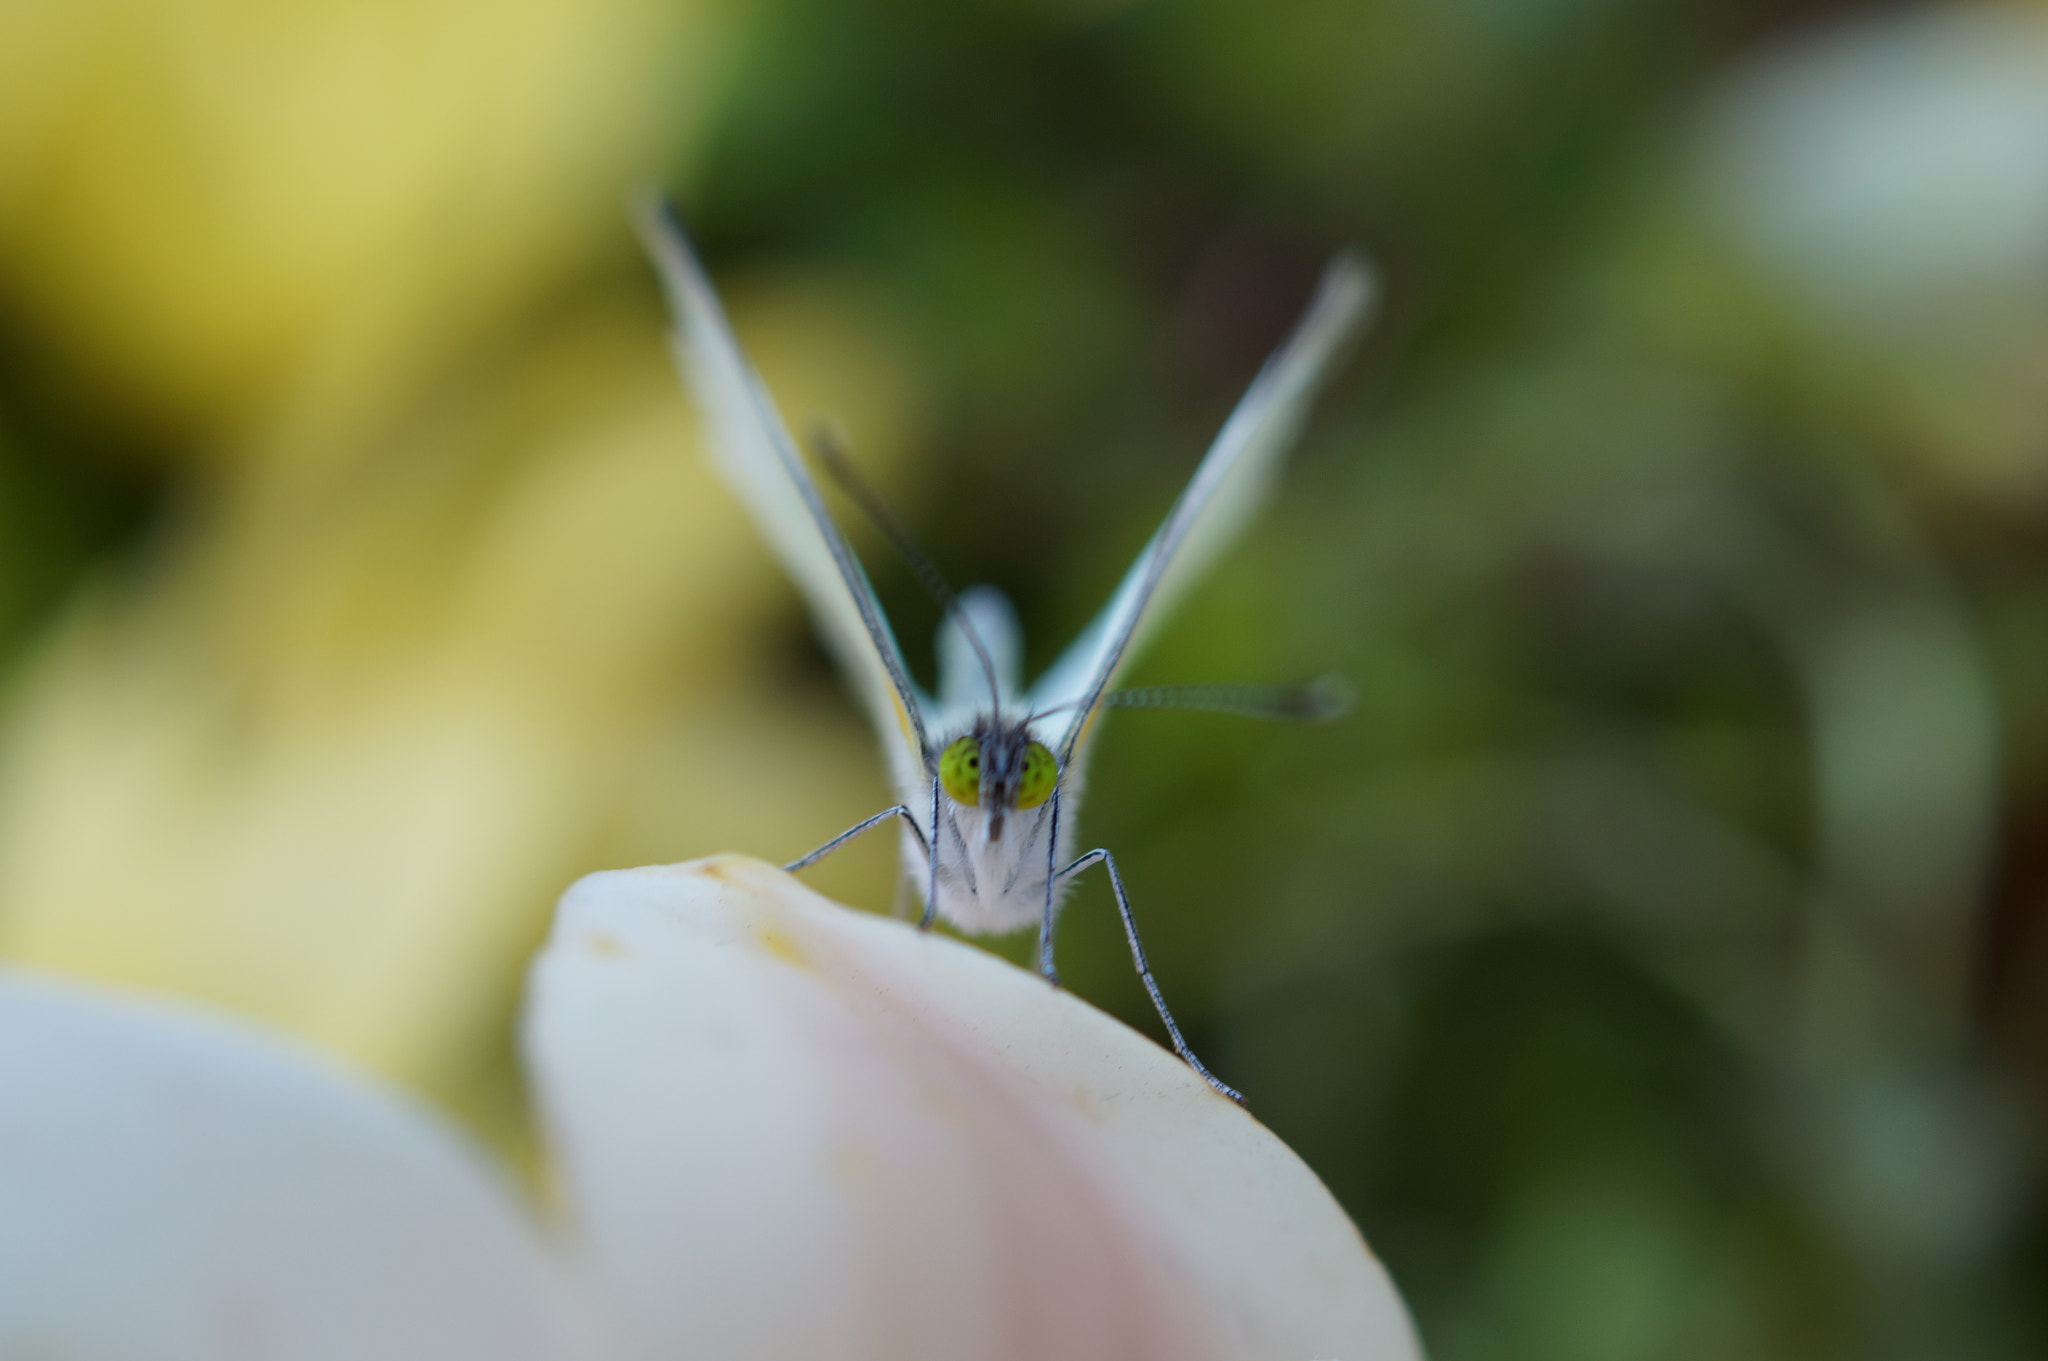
[584,933,625,958]
[917,1082,968,1127]
[757,926,809,970]
[826,1139,877,1191]
[694,857,742,883]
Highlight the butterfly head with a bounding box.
[938,724,1058,841]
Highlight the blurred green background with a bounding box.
[1,0,2044,1356]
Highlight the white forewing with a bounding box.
[1028,256,1377,765]
[635,199,932,802]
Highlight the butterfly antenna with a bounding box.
[1029,675,1354,724]
[811,425,1005,720]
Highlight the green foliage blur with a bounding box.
[4,0,2046,1357]
[699,2,2048,1355]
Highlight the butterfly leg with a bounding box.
[919,776,942,932]
[1057,847,1244,1105]
[1036,790,1064,985]
[783,805,927,874]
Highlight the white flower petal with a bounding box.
[525,854,1419,1361]
[0,969,610,1361]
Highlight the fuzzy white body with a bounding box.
[898,723,1081,935]
[901,594,1083,934]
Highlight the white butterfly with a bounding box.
[637,201,1375,1100]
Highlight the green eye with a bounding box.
[1015,741,1057,809]
[939,736,981,806]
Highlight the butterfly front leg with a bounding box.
[1038,790,1063,986]
[1055,842,1244,1106]
[784,804,928,874]
[920,774,941,933]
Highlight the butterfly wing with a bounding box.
[636,198,933,802]
[1028,255,1377,770]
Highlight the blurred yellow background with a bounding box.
[0,0,928,1130]
[1,0,2044,1356]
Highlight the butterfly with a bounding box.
[636,200,1374,1100]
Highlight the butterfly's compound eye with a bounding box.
[939,736,982,806]
[1015,741,1058,809]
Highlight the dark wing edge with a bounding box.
[1029,253,1378,767]
[633,195,934,796]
